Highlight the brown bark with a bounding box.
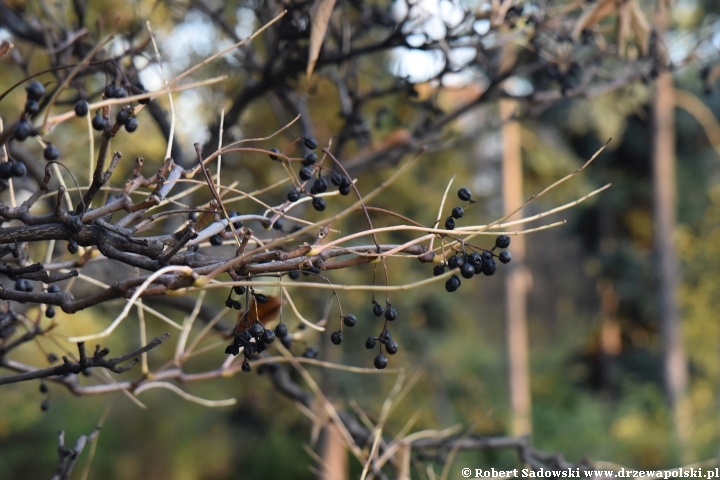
[320,422,348,480]
[653,0,690,455]
[500,98,532,437]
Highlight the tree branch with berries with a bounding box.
[1,0,715,477]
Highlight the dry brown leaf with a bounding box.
[307,0,337,78]
[0,40,14,58]
[572,0,617,39]
[630,0,651,56]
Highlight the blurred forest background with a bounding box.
[1,0,720,478]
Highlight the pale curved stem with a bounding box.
[134,381,236,407]
[67,266,193,343]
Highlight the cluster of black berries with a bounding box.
[365,328,398,370]
[281,137,353,212]
[0,159,27,180]
[12,81,44,142]
[45,285,61,318]
[436,235,512,292]
[78,82,146,132]
[39,381,50,411]
[225,323,279,372]
[444,187,474,230]
[12,81,61,162]
[13,278,33,301]
[224,288,290,373]
[326,313,358,348]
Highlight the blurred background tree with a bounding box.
[0,0,720,478]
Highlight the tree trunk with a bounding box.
[651,4,691,453]
[320,422,348,480]
[500,99,532,437]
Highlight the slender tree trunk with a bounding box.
[597,278,620,393]
[320,423,348,480]
[652,1,691,455]
[500,99,532,437]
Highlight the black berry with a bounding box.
[91,114,107,131]
[13,121,32,141]
[303,153,318,166]
[255,293,269,304]
[499,251,512,264]
[105,85,125,98]
[495,235,511,249]
[365,337,377,349]
[44,144,60,161]
[234,286,246,295]
[46,306,56,318]
[41,399,50,411]
[288,270,300,280]
[312,197,326,211]
[313,177,328,193]
[343,314,357,327]
[11,162,27,177]
[380,330,392,344]
[461,262,475,279]
[372,303,384,317]
[261,329,276,344]
[451,206,464,219]
[304,136,318,150]
[210,234,223,246]
[74,100,89,117]
[268,147,280,160]
[374,354,388,369]
[433,264,445,276]
[0,163,13,179]
[302,346,319,359]
[445,274,461,292]
[299,167,313,181]
[249,323,264,337]
[331,173,344,186]
[385,306,397,321]
[467,252,482,266]
[25,99,40,115]
[287,190,300,202]
[339,185,351,196]
[385,340,399,355]
[124,117,138,133]
[482,258,498,276]
[447,254,464,269]
[48,285,61,293]
[458,187,472,201]
[116,109,130,125]
[26,81,46,100]
[241,360,251,372]
[444,218,455,230]
[330,331,343,345]
[67,240,79,254]
[275,323,288,338]
[40,382,48,394]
